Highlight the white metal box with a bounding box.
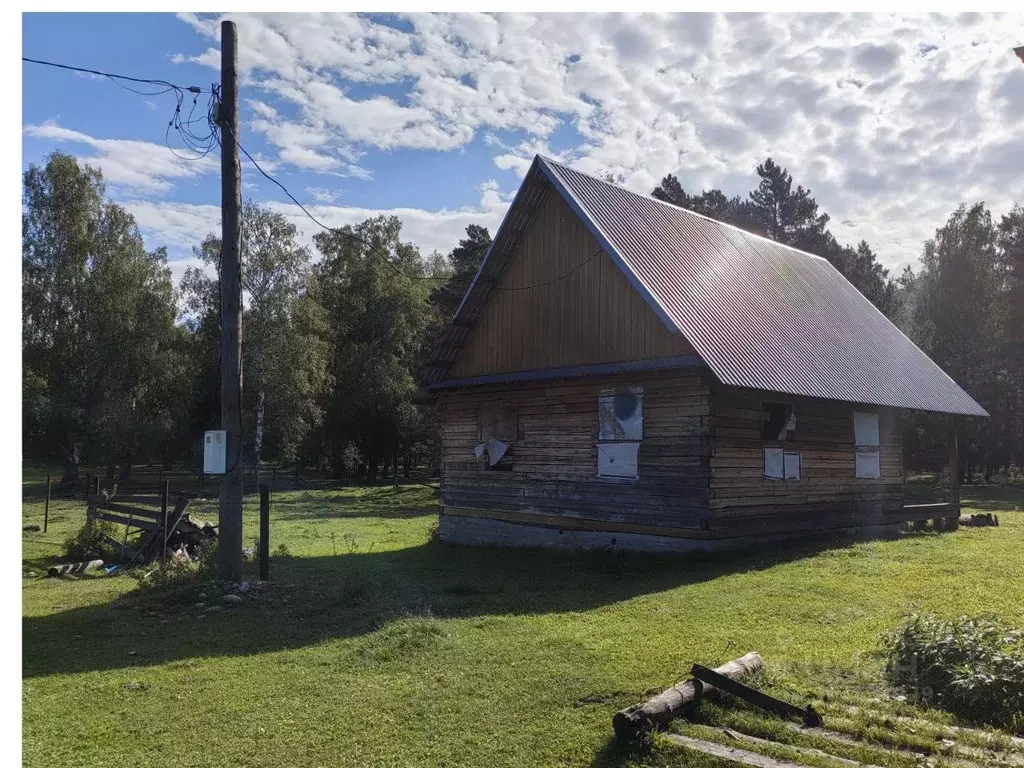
[204,430,227,474]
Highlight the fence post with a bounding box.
[259,484,270,581]
[44,474,51,533]
[161,479,169,563]
[272,467,277,492]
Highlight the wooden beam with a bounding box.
[690,664,821,726]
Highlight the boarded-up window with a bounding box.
[598,388,643,441]
[784,452,801,480]
[597,386,642,479]
[477,404,517,471]
[479,404,517,442]
[764,447,784,479]
[854,410,881,479]
[598,443,639,478]
[762,403,796,441]
[764,448,802,480]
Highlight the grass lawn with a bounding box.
[21,471,1024,768]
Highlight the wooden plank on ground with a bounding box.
[664,733,807,767]
[722,728,885,768]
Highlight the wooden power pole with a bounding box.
[218,19,244,580]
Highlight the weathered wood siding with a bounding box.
[439,369,712,535]
[450,192,691,378]
[708,383,904,537]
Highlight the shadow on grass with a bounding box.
[25,534,871,680]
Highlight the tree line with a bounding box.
[22,151,1022,486]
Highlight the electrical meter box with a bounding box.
[204,430,227,474]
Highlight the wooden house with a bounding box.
[422,156,987,552]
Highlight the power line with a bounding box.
[22,56,212,93]
[25,53,608,296]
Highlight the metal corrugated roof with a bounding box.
[427,155,987,417]
[428,354,705,390]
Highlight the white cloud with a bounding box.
[306,186,341,204]
[27,12,1024,274]
[168,12,1024,266]
[126,181,510,278]
[126,200,221,252]
[23,121,217,194]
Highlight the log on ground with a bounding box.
[47,559,104,578]
[612,651,764,742]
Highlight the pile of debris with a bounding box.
[46,493,219,578]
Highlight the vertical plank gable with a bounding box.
[449,192,691,378]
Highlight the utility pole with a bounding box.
[218,19,243,580]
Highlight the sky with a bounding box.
[21,12,1024,288]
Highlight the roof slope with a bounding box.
[429,155,987,417]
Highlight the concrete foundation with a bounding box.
[439,514,902,554]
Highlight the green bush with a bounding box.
[62,519,119,562]
[883,613,1024,730]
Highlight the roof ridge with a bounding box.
[536,154,829,264]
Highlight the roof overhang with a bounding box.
[429,354,706,391]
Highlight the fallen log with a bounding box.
[48,559,104,578]
[612,651,764,742]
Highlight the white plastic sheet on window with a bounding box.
[853,411,880,446]
[763,447,784,479]
[598,442,639,478]
[856,451,881,479]
[598,387,643,441]
[784,451,801,480]
[474,438,509,467]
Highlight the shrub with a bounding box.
[63,519,119,562]
[883,613,1024,730]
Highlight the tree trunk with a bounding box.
[61,443,81,484]
[612,652,764,743]
[403,449,411,479]
[254,389,265,490]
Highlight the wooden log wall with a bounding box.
[708,383,904,537]
[440,369,713,535]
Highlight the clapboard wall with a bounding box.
[439,368,713,539]
[708,383,904,537]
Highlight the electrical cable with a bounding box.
[22,56,211,92]
[25,53,608,296]
[221,121,607,293]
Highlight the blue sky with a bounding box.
[22,12,1024,284]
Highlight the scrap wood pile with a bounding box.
[47,493,218,577]
[612,652,1024,768]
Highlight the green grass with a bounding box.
[22,474,1024,768]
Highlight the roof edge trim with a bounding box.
[429,353,706,390]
